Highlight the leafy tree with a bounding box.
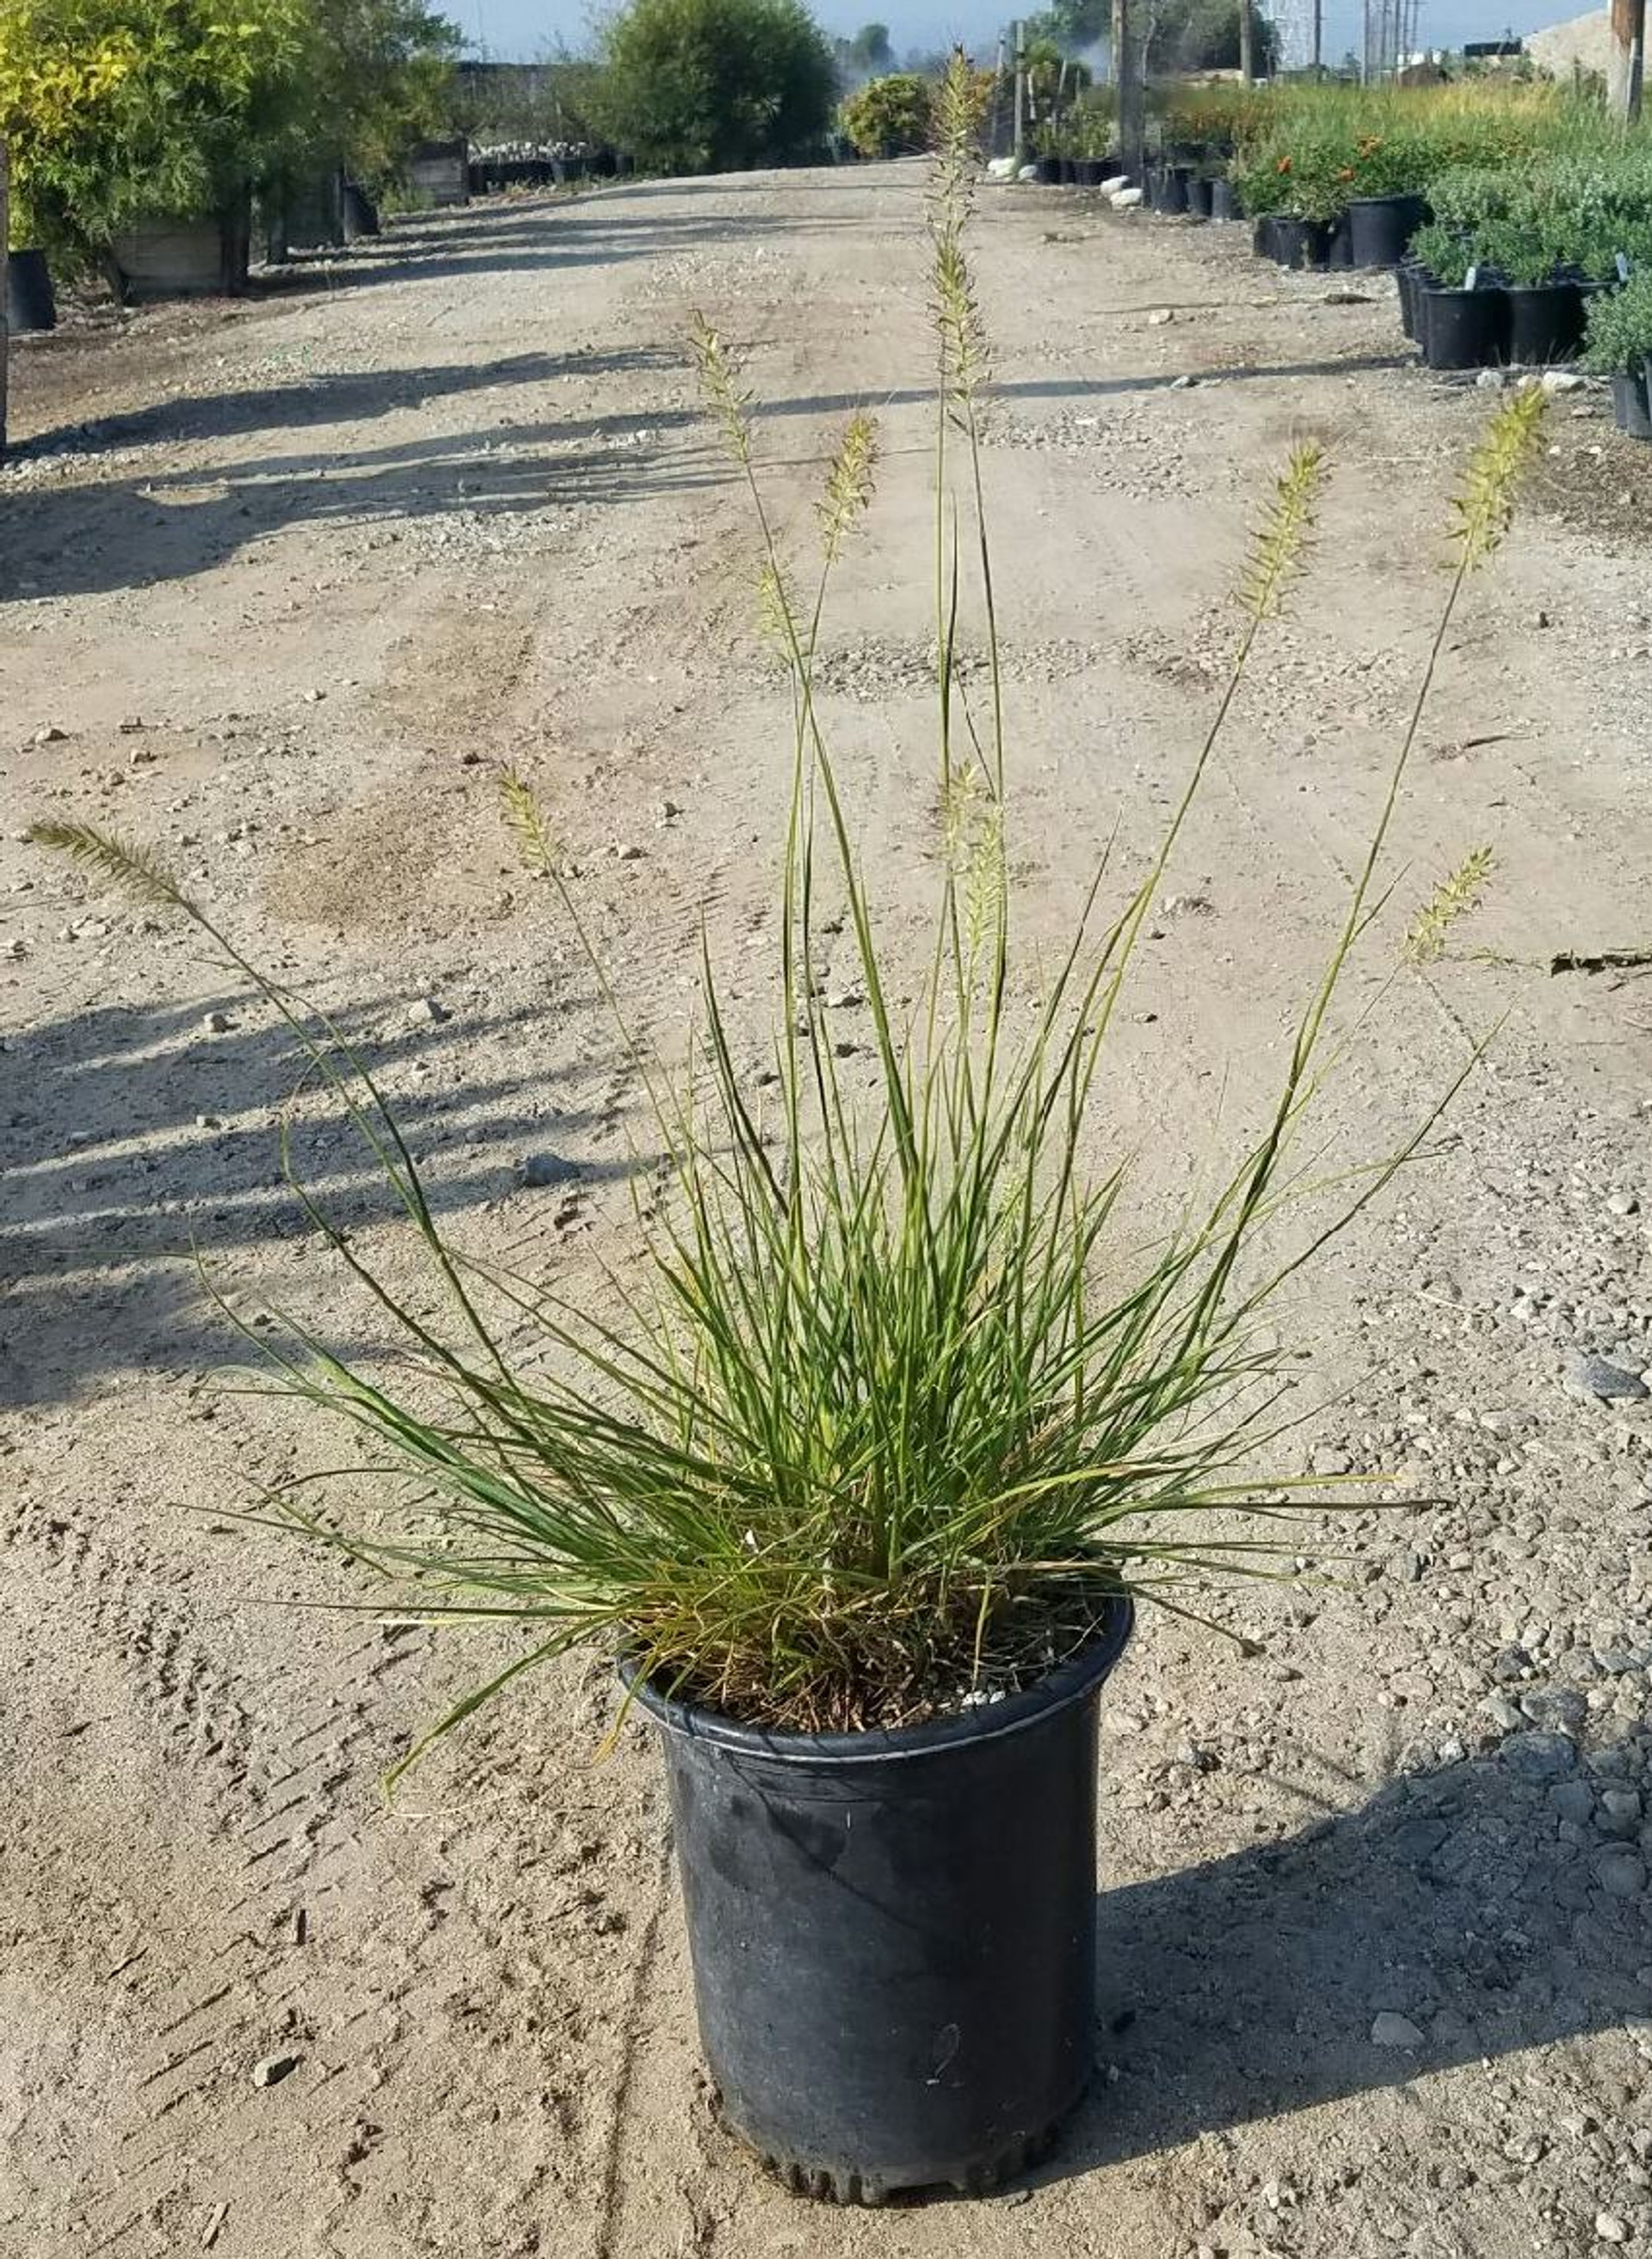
[306,0,461,191]
[0,0,314,252]
[591,0,837,173]
[839,69,932,155]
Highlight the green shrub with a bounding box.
[839,71,933,158]
[1582,270,1652,375]
[590,0,837,175]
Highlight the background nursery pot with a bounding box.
[1347,194,1427,269]
[6,248,56,334]
[108,216,240,302]
[628,1597,1135,2202]
[1611,367,1652,440]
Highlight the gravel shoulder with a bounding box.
[2,169,1650,2259]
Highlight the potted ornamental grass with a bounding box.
[34,59,1548,2206]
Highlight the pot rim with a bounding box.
[620,1591,1134,1766]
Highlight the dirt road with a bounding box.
[3,167,1650,2259]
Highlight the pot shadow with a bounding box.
[0,984,652,1406]
[1032,1733,1650,2183]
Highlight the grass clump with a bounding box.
[32,59,1546,1766]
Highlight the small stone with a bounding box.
[615,843,644,862]
[194,1114,224,1131]
[31,724,68,744]
[655,799,682,824]
[1170,373,1199,389]
[1594,1850,1647,1899]
[1550,1779,1596,1824]
[521,1152,577,1188]
[823,986,865,1010]
[1607,1192,1640,1218]
[1322,287,1374,305]
[1146,307,1174,326]
[1541,368,1585,394]
[1567,1353,1649,1402]
[1597,1788,1643,1837]
[1519,1688,1587,1734]
[1501,1731,1576,1781]
[1476,368,1507,391]
[406,996,450,1026]
[1371,2012,1426,2050]
[303,688,326,703]
[251,2052,301,2089]
[1482,1693,1524,1731]
[1595,2214,1630,2244]
[203,1010,234,1034]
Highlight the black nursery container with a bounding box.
[6,248,56,334]
[1397,257,1421,341]
[630,1599,1136,2202]
[1420,283,1510,370]
[1506,281,1585,366]
[340,182,380,240]
[1611,367,1652,440]
[1211,178,1238,222]
[1252,214,1279,260]
[1035,155,1063,186]
[1186,176,1213,219]
[1076,157,1105,187]
[1271,217,1330,270]
[1347,193,1428,269]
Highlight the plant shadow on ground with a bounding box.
[1015,1734,1652,2182]
[0,986,645,1407]
[0,421,727,602]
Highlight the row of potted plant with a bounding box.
[1,0,459,316]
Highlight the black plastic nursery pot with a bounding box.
[1160,164,1191,215]
[1396,257,1421,341]
[1271,217,1330,271]
[7,248,56,334]
[630,1598,1136,2202]
[1505,281,1585,367]
[1211,178,1238,222]
[1325,213,1353,269]
[340,182,380,240]
[1420,283,1510,370]
[1035,156,1063,186]
[1347,193,1428,270]
[1076,157,1106,187]
[1611,368,1652,441]
[1186,176,1213,219]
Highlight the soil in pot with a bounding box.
[1612,368,1652,440]
[1347,193,1428,269]
[1420,283,1509,370]
[1211,178,1238,222]
[1271,217,1330,271]
[630,1599,1136,2202]
[7,249,56,334]
[1505,281,1585,367]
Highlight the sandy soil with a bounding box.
[2,167,1650,2259]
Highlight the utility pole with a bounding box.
[1609,0,1645,120]
[1240,0,1254,82]
[1113,0,1144,181]
[1313,0,1322,72]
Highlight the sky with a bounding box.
[453,0,1594,63]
